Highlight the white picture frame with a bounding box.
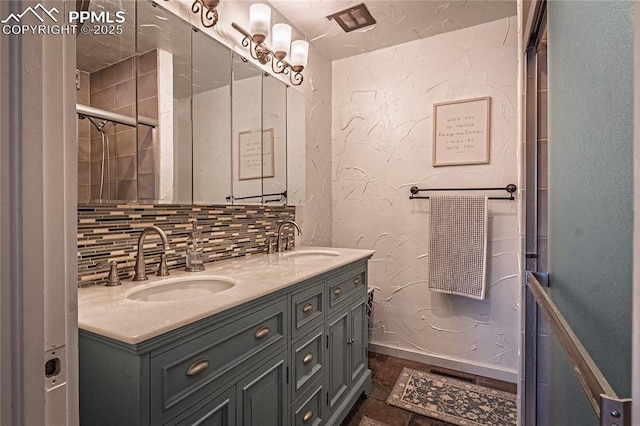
[238,128,275,180]
[432,96,491,166]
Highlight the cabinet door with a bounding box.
[237,351,288,426]
[167,386,235,426]
[349,298,368,383]
[326,310,349,413]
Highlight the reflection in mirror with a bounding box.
[192,30,232,204]
[287,87,306,205]
[76,0,137,202]
[262,75,287,204]
[231,55,263,204]
[136,0,192,203]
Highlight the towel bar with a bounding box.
[409,184,517,200]
[225,190,287,202]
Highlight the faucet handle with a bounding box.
[156,253,170,277]
[105,261,122,287]
[266,239,275,254]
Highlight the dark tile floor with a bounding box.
[341,352,518,426]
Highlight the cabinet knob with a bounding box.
[303,410,313,422]
[185,359,210,376]
[347,338,355,345]
[302,303,314,313]
[354,277,361,285]
[302,353,314,365]
[255,326,270,339]
[333,287,342,296]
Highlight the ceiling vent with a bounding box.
[326,3,376,33]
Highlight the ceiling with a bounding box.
[267,0,517,61]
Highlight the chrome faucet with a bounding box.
[133,225,170,281]
[276,220,302,252]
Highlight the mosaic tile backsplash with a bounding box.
[78,204,295,287]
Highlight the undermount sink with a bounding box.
[126,276,236,302]
[283,249,341,261]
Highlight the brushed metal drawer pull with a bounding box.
[185,359,210,377]
[302,303,314,313]
[302,353,314,365]
[255,326,270,339]
[354,277,361,285]
[333,287,342,296]
[303,410,313,422]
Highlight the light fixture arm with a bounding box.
[231,22,304,86]
[192,0,219,28]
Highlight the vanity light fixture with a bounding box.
[232,3,309,86]
[191,0,220,28]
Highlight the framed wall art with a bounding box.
[238,128,274,180]
[432,96,491,166]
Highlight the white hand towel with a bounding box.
[428,195,488,300]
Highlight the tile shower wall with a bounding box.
[78,204,295,287]
[332,17,520,379]
[80,50,158,201]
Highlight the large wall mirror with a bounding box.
[262,74,288,204]
[231,56,263,204]
[76,0,305,206]
[75,0,137,202]
[136,0,192,204]
[287,88,305,205]
[192,29,232,204]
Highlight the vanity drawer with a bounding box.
[291,280,324,338]
[292,384,323,426]
[292,326,324,401]
[328,266,366,310]
[150,298,287,424]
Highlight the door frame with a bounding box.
[632,2,640,422]
[0,0,78,424]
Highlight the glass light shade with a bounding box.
[290,40,309,68]
[249,3,271,40]
[272,23,292,58]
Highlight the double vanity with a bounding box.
[78,247,374,425]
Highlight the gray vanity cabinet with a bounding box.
[326,267,370,425]
[79,259,371,426]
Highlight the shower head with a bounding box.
[79,114,108,132]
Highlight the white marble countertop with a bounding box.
[78,246,375,345]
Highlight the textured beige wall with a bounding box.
[332,17,520,381]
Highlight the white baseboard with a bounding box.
[368,342,518,384]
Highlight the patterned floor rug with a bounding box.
[386,367,517,426]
